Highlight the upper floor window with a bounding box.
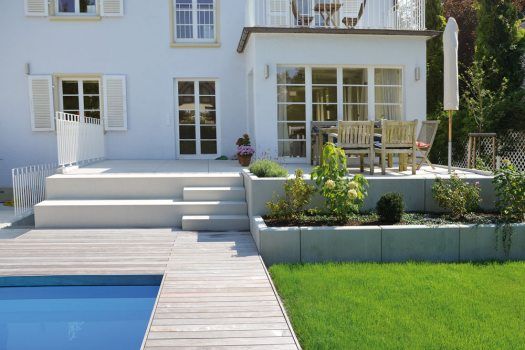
[173,0,217,43]
[57,0,97,15]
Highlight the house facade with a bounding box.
[0,0,437,188]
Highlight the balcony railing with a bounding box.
[246,0,426,31]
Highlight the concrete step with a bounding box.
[34,200,247,229]
[182,215,250,231]
[183,187,246,201]
[45,174,244,200]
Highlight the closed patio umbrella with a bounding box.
[443,17,459,173]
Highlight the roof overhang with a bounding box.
[237,27,442,53]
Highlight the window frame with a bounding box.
[58,77,102,121]
[55,0,99,16]
[171,0,220,46]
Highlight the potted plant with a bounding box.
[236,134,255,166]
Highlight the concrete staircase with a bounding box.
[34,173,249,231]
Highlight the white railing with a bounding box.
[56,112,105,168]
[247,0,425,31]
[12,163,57,218]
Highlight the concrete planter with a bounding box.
[251,216,525,265]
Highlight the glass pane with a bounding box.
[278,141,306,158]
[278,104,306,122]
[375,69,402,85]
[278,123,306,140]
[312,104,337,122]
[179,96,196,110]
[278,86,305,103]
[200,111,216,125]
[84,96,100,110]
[84,111,101,119]
[199,82,215,95]
[178,111,195,124]
[375,105,402,121]
[178,82,194,95]
[177,25,193,39]
[179,125,196,139]
[343,86,367,103]
[343,68,368,85]
[83,81,99,94]
[80,0,96,13]
[312,86,337,103]
[180,141,196,155]
[58,0,75,13]
[312,68,337,85]
[64,110,79,116]
[62,81,78,94]
[277,67,305,85]
[200,126,216,140]
[343,105,368,121]
[375,86,402,104]
[200,96,216,110]
[63,96,79,110]
[198,25,215,39]
[201,141,217,155]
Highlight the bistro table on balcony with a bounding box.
[314,1,343,27]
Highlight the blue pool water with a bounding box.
[0,278,160,350]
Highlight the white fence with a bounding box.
[56,112,105,167]
[12,164,57,218]
[247,0,425,31]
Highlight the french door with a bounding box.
[175,80,219,158]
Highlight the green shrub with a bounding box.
[432,173,481,219]
[249,159,288,178]
[266,169,315,220]
[311,143,368,219]
[376,193,405,224]
[494,160,525,223]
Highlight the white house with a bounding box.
[0,0,438,190]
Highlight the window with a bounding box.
[60,79,101,119]
[174,0,216,42]
[343,68,368,121]
[312,68,338,122]
[277,67,307,158]
[177,80,218,156]
[375,68,403,121]
[56,0,97,15]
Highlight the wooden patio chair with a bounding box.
[291,0,314,26]
[342,0,367,28]
[330,121,375,174]
[376,120,418,175]
[415,120,440,170]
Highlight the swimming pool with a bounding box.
[0,276,161,350]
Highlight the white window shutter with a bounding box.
[103,75,127,131]
[28,76,55,131]
[100,0,124,16]
[25,0,49,16]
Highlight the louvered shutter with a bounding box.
[103,75,127,131]
[101,0,124,16]
[25,0,48,16]
[267,0,290,26]
[28,76,55,131]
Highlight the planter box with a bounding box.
[253,218,301,265]
[460,224,525,261]
[301,226,381,263]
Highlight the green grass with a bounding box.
[270,262,525,350]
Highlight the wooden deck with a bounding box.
[0,228,300,349]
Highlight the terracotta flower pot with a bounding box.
[238,155,252,166]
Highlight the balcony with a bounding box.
[239,0,434,52]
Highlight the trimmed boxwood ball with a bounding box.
[376,193,405,224]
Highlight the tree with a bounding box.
[426,0,446,115]
[475,0,523,91]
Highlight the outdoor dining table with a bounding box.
[314,1,342,27]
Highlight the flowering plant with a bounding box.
[236,134,251,147]
[237,145,255,156]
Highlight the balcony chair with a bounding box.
[375,120,418,175]
[291,0,314,26]
[342,0,367,28]
[415,120,440,170]
[330,121,375,174]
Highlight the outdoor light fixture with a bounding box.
[24,63,31,75]
[415,66,421,81]
[264,64,270,79]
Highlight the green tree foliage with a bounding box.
[426,0,446,115]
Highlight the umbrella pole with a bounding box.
[448,110,453,174]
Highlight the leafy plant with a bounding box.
[266,169,315,221]
[493,160,525,223]
[432,173,481,219]
[249,159,288,178]
[311,143,369,219]
[376,193,405,224]
[236,134,251,147]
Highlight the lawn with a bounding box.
[270,262,525,350]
